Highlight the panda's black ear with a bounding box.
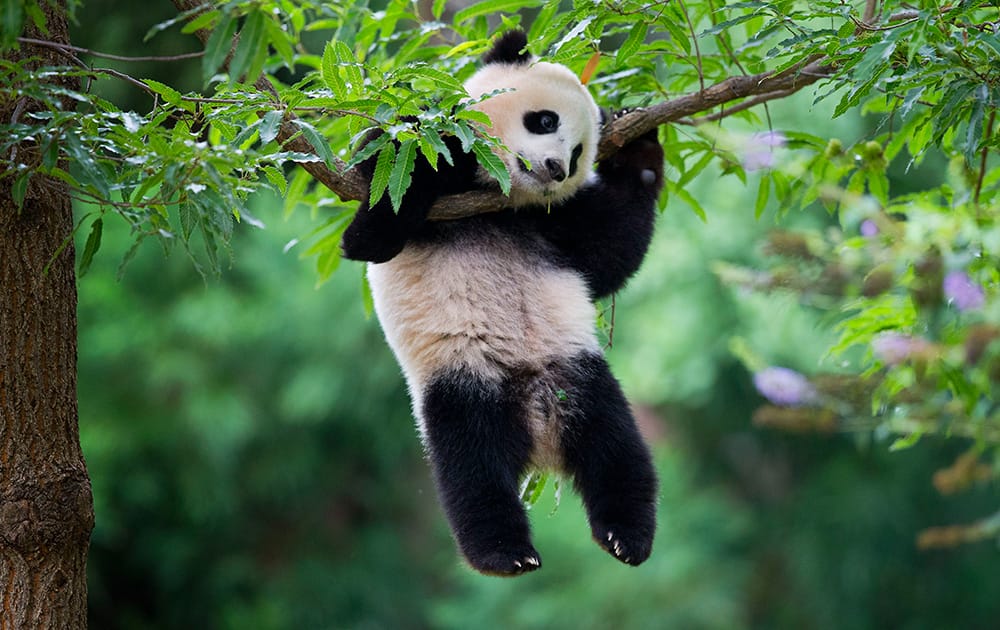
[483,30,531,65]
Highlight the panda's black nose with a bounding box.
[545,158,566,182]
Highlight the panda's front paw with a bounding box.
[597,123,664,195]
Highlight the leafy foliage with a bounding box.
[2,0,1000,618]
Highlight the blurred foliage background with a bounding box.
[58,1,1000,628]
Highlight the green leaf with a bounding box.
[868,171,889,206]
[616,23,647,68]
[665,179,706,221]
[422,131,453,166]
[432,0,448,20]
[389,139,417,212]
[1,0,25,49]
[202,14,236,85]
[472,141,510,195]
[262,13,294,68]
[346,133,389,169]
[754,173,770,218]
[229,9,267,84]
[294,120,334,166]
[180,9,218,34]
[453,0,542,24]
[889,431,922,452]
[262,165,287,196]
[419,135,440,170]
[335,40,364,95]
[78,217,103,277]
[11,169,30,209]
[144,79,183,107]
[259,110,284,145]
[360,266,375,318]
[321,41,347,98]
[369,143,395,208]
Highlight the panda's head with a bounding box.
[463,31,601,206]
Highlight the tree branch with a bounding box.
[168,1,834,220]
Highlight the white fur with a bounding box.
[464,61,601,207]
[368,227,599,443]
[367,53,602,465]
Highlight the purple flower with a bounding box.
[743,131,787,172]
[943,271,984,311]
[860,220,878,238]
[753,367,817,406]
[871,332,930,365]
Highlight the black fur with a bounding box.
[422,369,540,575]
[422,354,657,575]
[558,353,658,565]
[482,30,531,65]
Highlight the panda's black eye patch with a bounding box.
[523,110,560,135]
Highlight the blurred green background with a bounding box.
[72,3,999,629]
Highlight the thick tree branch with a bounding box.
[169,0,834,220]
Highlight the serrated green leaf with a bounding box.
[144,79,183,106]
[294,120,334,166]
[472,141,510,195]
[78,217,103,277]
[423,131,453,166]
[260,110,284,144]
[965,91,986,164]
[369,143,395,208]
[229,10,267,84]
[321,41,346,98]
[419,135,440,170]
[455,109,492,126]
[335,41,364,95]
[202,14,236,85]
[616,22,647,68]
[389,139,417,212]
[262,165,287,195]
[347,134,390,170]
[451,121,476,152]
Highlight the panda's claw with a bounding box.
[592,521,654,567]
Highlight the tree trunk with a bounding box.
[0,2,95,627]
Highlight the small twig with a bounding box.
[17,37,202,62]
[974,110,996,207]
[684,88,797,125]
[675,0,706,94]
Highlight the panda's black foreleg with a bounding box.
[421,368,541,576]
[559,353,658,566]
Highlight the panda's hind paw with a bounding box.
[466,547,542,577]
[592,522,653,567]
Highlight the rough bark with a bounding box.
[0,3,95,628]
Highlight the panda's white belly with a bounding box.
[367,234,599,390]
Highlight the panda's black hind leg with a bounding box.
[422,369,541,576]
[559,353,658,566]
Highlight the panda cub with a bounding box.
[342,30,663,576]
